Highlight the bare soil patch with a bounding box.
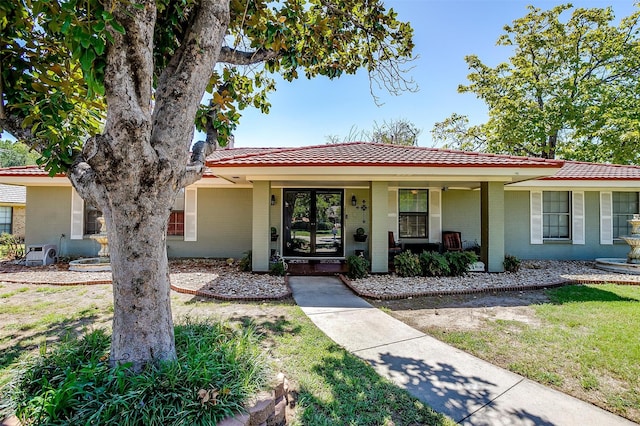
[371,289,550,331]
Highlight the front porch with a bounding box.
[252,181,509,274]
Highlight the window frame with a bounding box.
[612,191,640,240]
[542,191,571,240]
[0,206,12,234]
[398,189,429,239]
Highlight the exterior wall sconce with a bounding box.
[351,195,357,206]
[271,194,276,206]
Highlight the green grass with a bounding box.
[0,287,29,299]
[1,286,450,425]
[242,308,454,426]
[426,284,640,422]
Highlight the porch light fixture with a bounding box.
[271,194,276,206]
[351,195,357,206]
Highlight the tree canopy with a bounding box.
[326,118,421,146]
[1,0,415,173]
[0,140,39,167]
[432,4,640,164]
[0,0,415,370]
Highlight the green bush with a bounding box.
[504,254,522,273]
[238,250,252,272]
[346,254,369,279]
[393,251,421,277]
[444,251,478,276]
[269,261,287,276]
[419,251,450,277]
[11,320,269,425]
[0,233,25,260]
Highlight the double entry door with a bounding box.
[283,189,343,257]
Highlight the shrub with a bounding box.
[0,233,25,260]
[11,320,269,425]
[504,254,522,273]
[393,251,421,277]
[269,260,287,276]
[238,250,252,272]
[419,251,450,277]
[346,254,369,279]
[445,251,478,277]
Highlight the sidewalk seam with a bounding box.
[457,377,526,424]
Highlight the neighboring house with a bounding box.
[0,183,26,238]
[0,143,638,273]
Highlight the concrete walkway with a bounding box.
[289,276,635,426]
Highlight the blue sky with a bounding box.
[230,0,638,148]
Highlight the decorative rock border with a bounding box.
[0,273,292,301]
[339,274,640,301]
[218,373,292,426]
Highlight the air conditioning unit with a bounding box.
[25,244,57,266]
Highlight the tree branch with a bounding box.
[218,46,278,65]
[152,0,229,171]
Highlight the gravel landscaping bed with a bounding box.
[347,260,640,298]
[1,259,639,300]
[0,259,290,300]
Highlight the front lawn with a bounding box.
[424,284,640,422]
[0,283,452,425]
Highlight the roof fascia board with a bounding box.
[245,174,514,183]
[507,180,640,190]
[213,165,559,177]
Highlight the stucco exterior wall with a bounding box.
[344,188,369,257]
[441,189,481,248]
[168,188,252,259]
[504,190,630,260]
[26,186,97,257]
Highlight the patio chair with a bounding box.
[389,231,402,258]
[442,231,463,252]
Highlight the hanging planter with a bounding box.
[353,227,368,242]
[270,227,279,242]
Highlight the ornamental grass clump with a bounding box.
[10,319,269,426]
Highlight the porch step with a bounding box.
[286,260,347,276]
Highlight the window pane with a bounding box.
[399,189,428,213]
[399,214,427,238]
[0,207,11,234]
[613,192,639,238]
[85,206,102,235]
[168,211,185,236]
[543,191,570,239]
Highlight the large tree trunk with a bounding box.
[107,190,176,367]
[68,0,230,371]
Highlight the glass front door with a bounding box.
[283,189,343,257]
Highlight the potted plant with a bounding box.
[270,227,279,241]
[353,227,368,242]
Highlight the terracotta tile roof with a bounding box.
[0,165,219,178]
[542,161,640,180]
[0,184,26,204]
[205,142,564,168]
[0,165,57,177]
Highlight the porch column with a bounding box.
[480,182,505,272]
[370,181,389,273]
[252,181,270,272]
